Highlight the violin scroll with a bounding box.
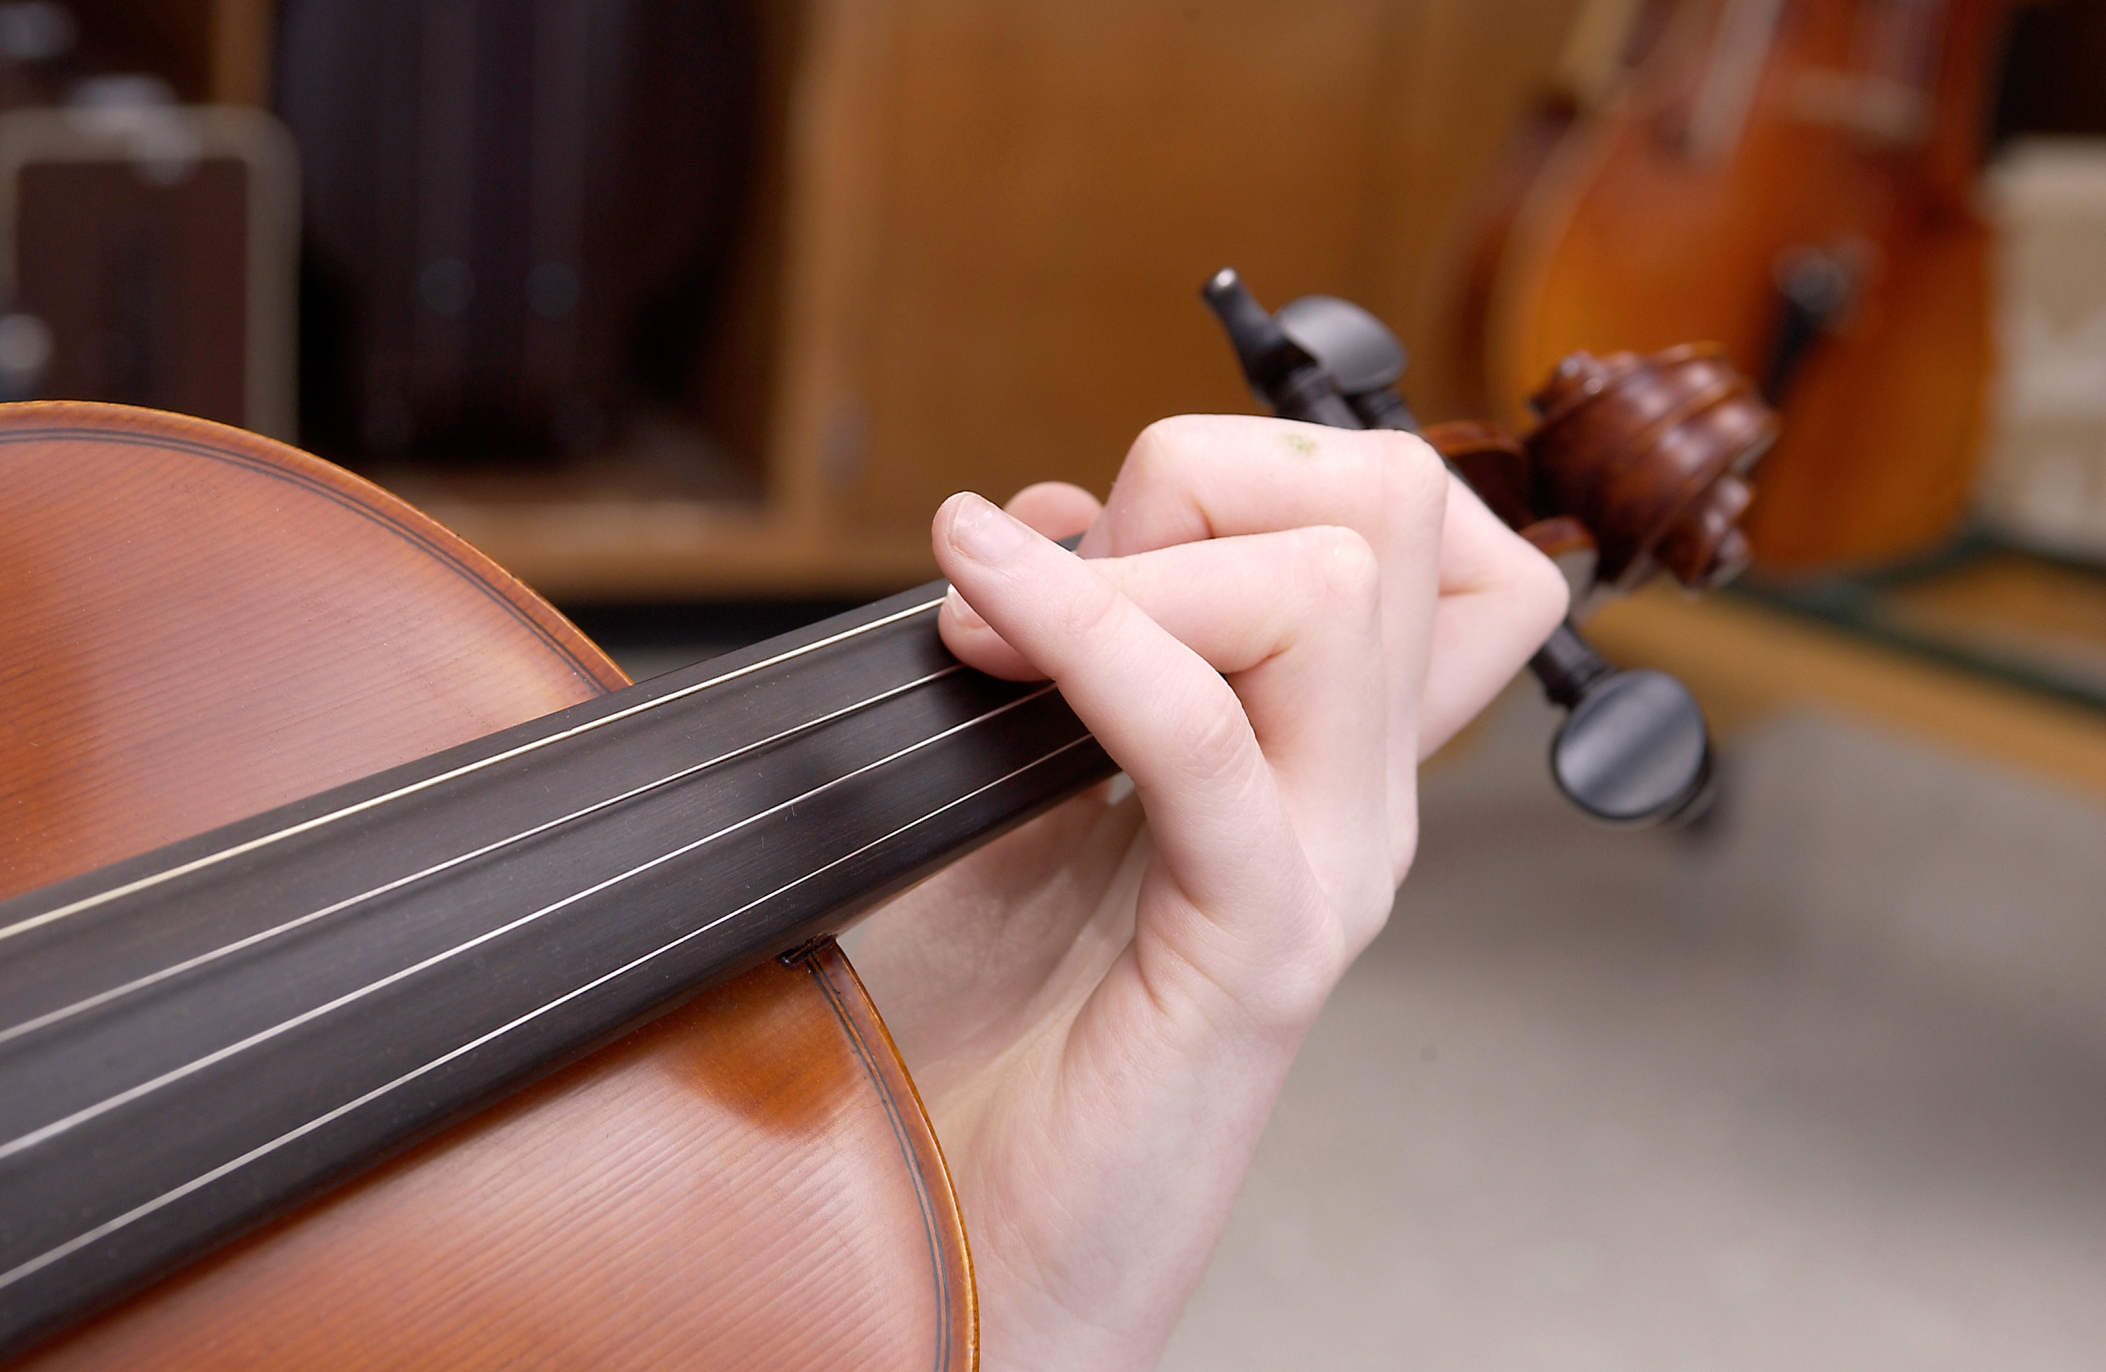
[1419,346,1776,603]
[1525,344,1775,595]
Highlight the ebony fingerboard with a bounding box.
[0,581,1114,1355]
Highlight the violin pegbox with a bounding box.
[1523,344,1777,606]
[1421,344,1773,616]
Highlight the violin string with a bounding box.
[0,664,966,1050]
[0,730,1096,1298]
[0,683,1061,1166]
[0,593,950,947]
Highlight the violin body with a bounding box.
[1484,0,2010,569]
[0,404,973,1368]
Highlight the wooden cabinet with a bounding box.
[836,0,1585,537]
[46,0,1585,599]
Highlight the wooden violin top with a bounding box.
[0,402,976,1369]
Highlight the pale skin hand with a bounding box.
[847,415,1568,1371]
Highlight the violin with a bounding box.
[1456,0,2013,569]
[0,294,1770,1364]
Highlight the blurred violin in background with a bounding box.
[1430,0,2019,570]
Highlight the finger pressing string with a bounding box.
[932,493,1335,1002]
[1089,418,1447,853]
[944,525,1393,920]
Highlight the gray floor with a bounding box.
[1162,693,2106,1371]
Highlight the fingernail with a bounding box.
[948,492,1032,562]
[943,585,987,630]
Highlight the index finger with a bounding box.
[933,493,1299,907]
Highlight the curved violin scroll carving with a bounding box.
[1524,343,1777,595]
[1417,345,1776,604]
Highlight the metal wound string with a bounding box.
[0,683,1061,1165]
[0,594,950,947]
[0,730,1095,1297]
[0,664,966,1049]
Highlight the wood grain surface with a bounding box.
[0,402,974,1369]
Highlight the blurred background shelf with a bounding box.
[1589,578,2106,804]
[27,0,1614,600]
[33,0,2106,611]
[1735,540,2106,715]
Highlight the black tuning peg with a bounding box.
[1201,267,1714,826]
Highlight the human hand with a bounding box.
[846,415,1567,1370]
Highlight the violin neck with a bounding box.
[0,581,1113,1355]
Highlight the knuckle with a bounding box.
[1299,524,1381,611]
[1108,418,1206,535]
[1122,415,1205,484]
[1278,525,1382,629]
[1375,429,1448,511]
